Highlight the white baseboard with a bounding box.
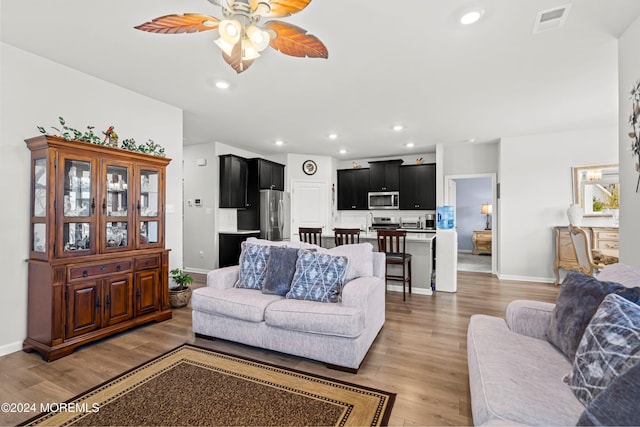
[458,249,473,254]
[386,284,433,296]
[0,341,23,357]
[496,273,556,284]
[184,267,211,275]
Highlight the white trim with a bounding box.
[0,341,23,357]
[496,273,556,284]
[184,267,211,275]
[444,173,498,276]
[386,284,433,296]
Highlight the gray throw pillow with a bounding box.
[547,271,640,361]
[567,293,640,406]
[577,357,640,426]
[261,246,299,296]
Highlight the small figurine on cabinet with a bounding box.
[102,126,119,147]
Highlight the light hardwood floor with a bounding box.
[0,272,560,426]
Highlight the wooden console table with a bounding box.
[553,226,619,284]
[472,230,492,255]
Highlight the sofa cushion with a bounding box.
[467,314,584,426]
[286,250,348,303]
[265,299,365,338]
[566,293,640,406]
[577,357,640,426]
[191,287,282,323]
[236,242,271,289]
[262,246,298,296]
[317,243,374,282]
[547,271,640,361]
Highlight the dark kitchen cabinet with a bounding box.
[337,168,370,210]
[219,232,260,268]
[252,158,285,191]
[219,154,248,208]
[369,160,403,191]
[399,163,436,210]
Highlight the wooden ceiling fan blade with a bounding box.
[134,14,220,34]
[263,21,328,58]
[222,43,254,74]
[261,0,312,18]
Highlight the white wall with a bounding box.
[183,143,216,272]
[0,43,183,356]
[618,16,640,265]
[443,142,499,176]
[499,127,617,282]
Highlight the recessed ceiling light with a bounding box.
[339,149,347,154]
[460,9,484,25]
[328,133,338,140]
[215,80,230,89]
[274,139,284,146]
[406,142,415,148]
[392,124,404,132]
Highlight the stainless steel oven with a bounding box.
[368,191,399,210]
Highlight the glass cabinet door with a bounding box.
[103,163,131,251]
[31,157,47,255]
[59,154,96,256]
[137,167,163,247]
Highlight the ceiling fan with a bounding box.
[135,0,328,73]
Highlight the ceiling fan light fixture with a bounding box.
[214,37,235,56]
[219,19,241,43]
[246,25,270,51]
[241,38,261,60]
[253,1,271,16]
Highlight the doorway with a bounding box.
[444,174,496,274]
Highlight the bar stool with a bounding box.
[333,228,361,246]
[298,227,323,246]
[377,229,412,300]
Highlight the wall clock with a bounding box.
[302,160,317,175]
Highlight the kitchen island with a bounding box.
[321,231,436,295]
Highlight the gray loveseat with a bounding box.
[467,264,640,426]
[192,239,386,371]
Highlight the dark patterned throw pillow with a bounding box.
[262,246,299,296]
[547,271,640,360]
[235,242,271,289]
[286,249,348,303]
[567,293,640,406]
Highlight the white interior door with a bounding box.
[291,180,329,241]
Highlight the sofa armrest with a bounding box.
[206,265,239,290]
[341,276,384,309]
[505,300,555,340]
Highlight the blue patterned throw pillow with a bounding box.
[235,242,271,289]
[286,249,348,303]
[566,293,640,406]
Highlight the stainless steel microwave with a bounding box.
[368,191,399,210]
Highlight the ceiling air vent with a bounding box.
[533,4,572,33]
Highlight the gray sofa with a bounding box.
[467,264,640,426]
[191,239,386,371]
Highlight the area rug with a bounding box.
[22,344,395,426]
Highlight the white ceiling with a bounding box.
[2,1,640,159]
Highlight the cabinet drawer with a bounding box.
[135,255,160,271]
[595,240,619,250]
[69,260,132,280]
[594,231,619,240]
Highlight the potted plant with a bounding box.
[168,268,194,308]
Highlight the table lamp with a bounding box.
[481,203,493,230]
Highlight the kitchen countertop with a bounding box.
[322,230,436,242]
[218,230,261,235]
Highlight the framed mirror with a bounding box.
[572,164,619,216]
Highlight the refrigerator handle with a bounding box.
[278,198,284,235]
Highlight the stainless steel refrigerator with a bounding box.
[259,189,290,241]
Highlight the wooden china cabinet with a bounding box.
[24,135,172,361]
